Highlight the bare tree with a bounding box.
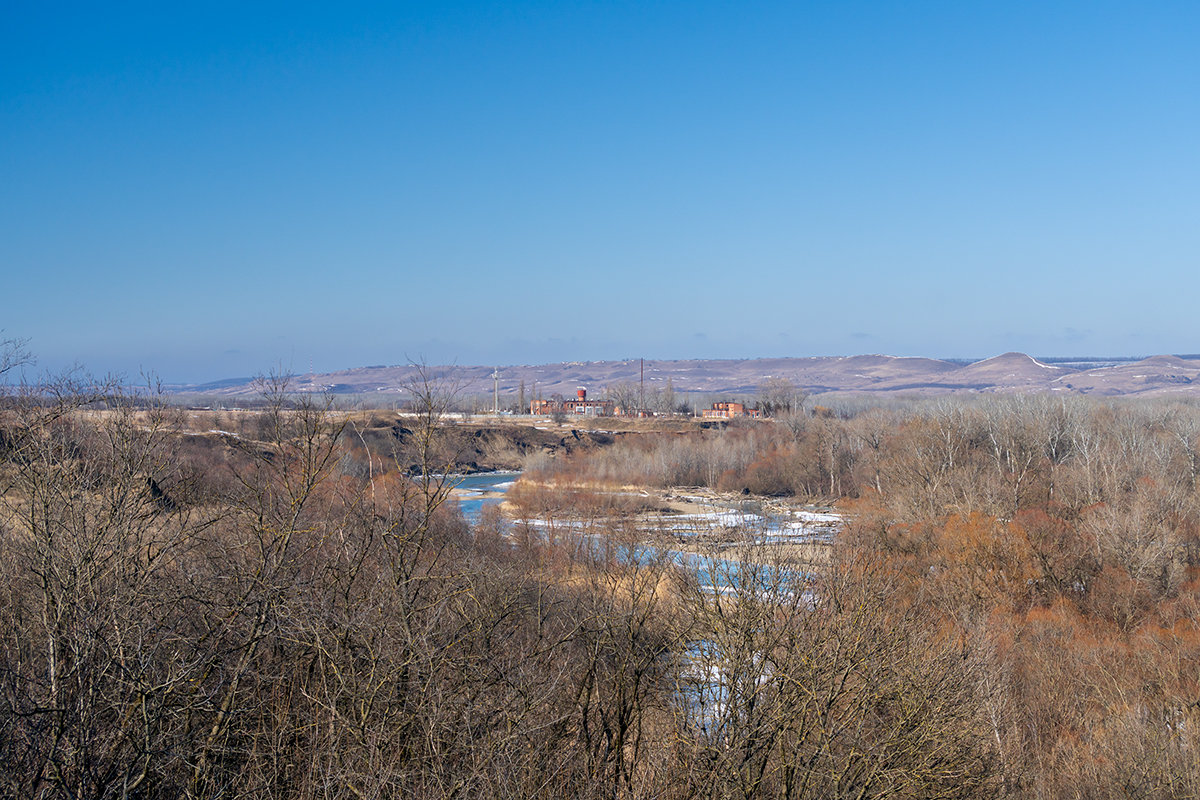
[0,334,32,382]
[652,377,677,416]
[678,544,996,799]
[0,372,212,798]
[758,377,807,418]
[184,373,346,797]
[607,381,641,416]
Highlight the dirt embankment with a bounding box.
[348,416,624,474]
[147,412,634,493]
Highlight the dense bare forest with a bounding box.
[4,349,1200,797]
[521,394,1200,798]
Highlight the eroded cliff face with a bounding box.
[340,416,620,474]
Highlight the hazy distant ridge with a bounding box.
[178,353,1200,399]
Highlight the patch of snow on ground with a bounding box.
[667,511,764,529]
[795,509,841,524]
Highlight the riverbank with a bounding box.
[499,478,839,570]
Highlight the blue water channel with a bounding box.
[452,471,520,521]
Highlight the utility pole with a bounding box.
[492,367,500,415]
[640,358,644,415]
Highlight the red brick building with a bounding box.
[531,388,615,417]
[701,401,762,419]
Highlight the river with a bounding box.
[451,473,834,594]
[451,471,521,521]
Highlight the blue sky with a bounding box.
[3,1,1198,382]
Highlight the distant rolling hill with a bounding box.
[1050,355,1200,394]
[173,353,1200,400]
